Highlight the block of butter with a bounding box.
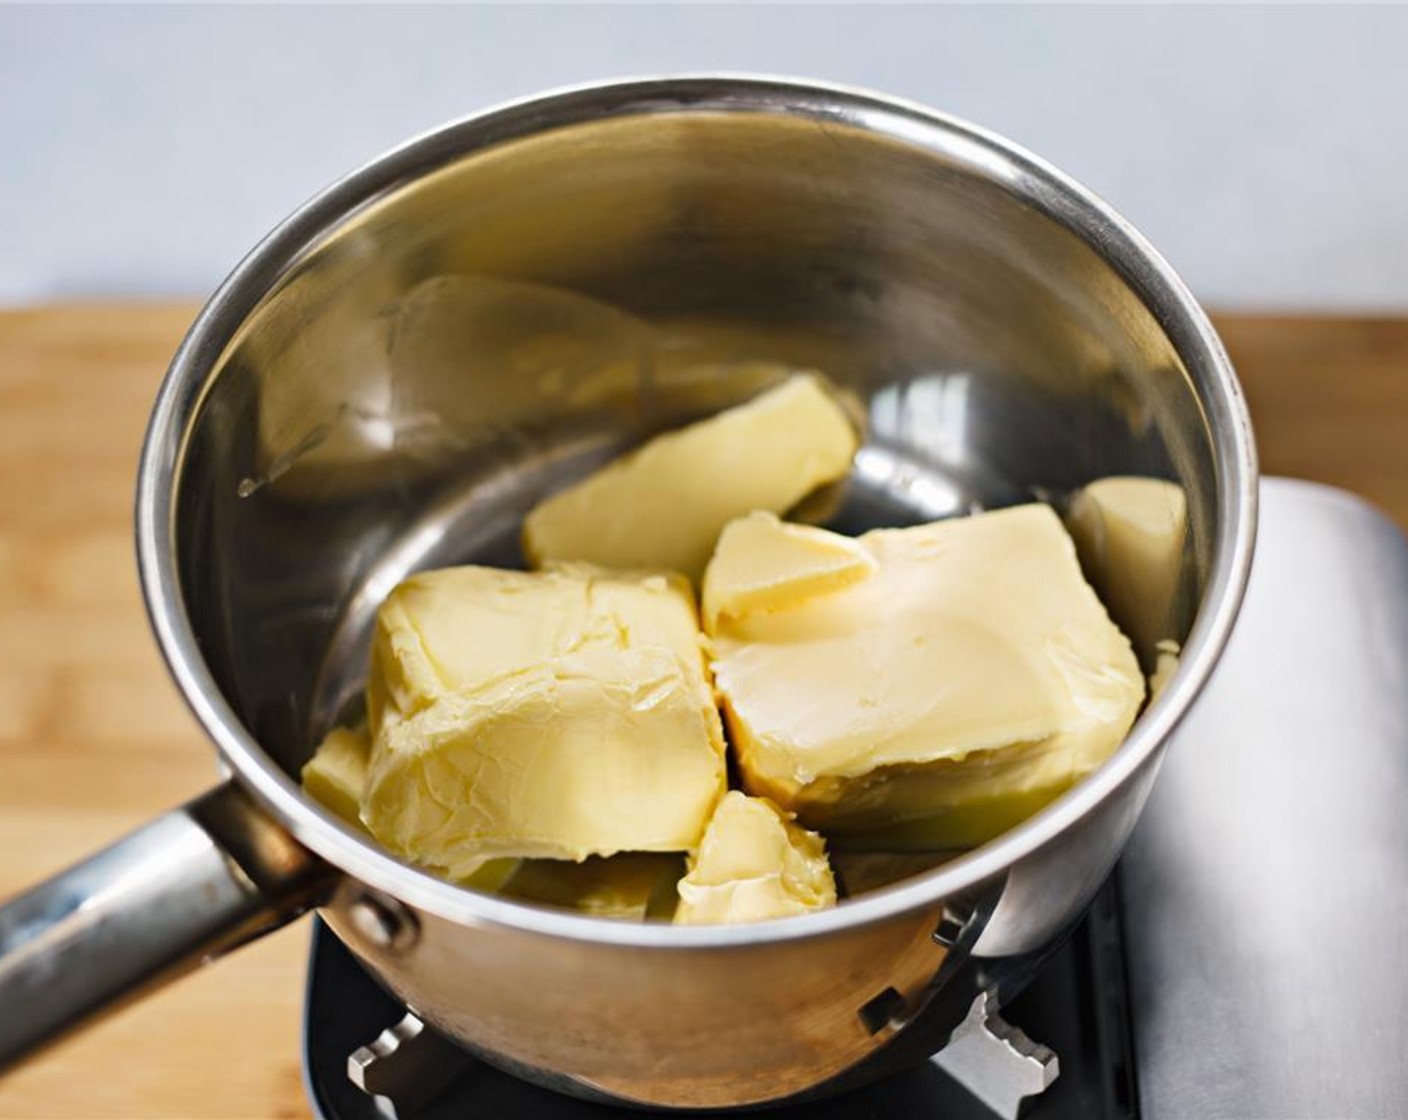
[674,792,836,925]
[522,373,858,581]
[361,564,727,871]
[702,511,877,631]
[1066,476,1187,659]
[705,506,1145,849]
[301,726,371,827]
[300,724,520,890]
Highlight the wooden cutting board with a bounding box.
[0,306,1404,1120]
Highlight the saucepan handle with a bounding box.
[0,780,331,1070]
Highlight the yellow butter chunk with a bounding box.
[301,726,371,826]
[1148,639,1181,701]
[522,373,858,581]
[361,565,727,871]
[701,511,876,630]
[300,724,521,889]
[368,562,712,731]
[501,853,685,921]
[707,505,1145,849]
[674,792,836,925]
[1066,476,1187,657]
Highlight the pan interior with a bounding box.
[170,104,1213,841]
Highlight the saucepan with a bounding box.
[0,76,1255,1109]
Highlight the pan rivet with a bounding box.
[348,891,419,952]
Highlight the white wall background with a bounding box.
[3,4,1407,311]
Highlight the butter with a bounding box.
[522,373,858,581]
[369,562,708,735]
[301,726,371,826]
[702,511,876,631]
[674,792,836,925]
[1066,477,1187,659]
[361,564,727,870]
[300,723,520,888]
[706,505,1145,849]
[501,854,685,920]
[1149,639,1181,700]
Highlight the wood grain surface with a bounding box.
[0,306,1404,1120]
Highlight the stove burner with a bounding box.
[303,878,1137,1120]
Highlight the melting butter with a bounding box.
[522,373,858,581]
[674,792,836,925]
[705,505,1145,849]
[501,853,685,921]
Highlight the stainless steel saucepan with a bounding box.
[0,76,1255,1109]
